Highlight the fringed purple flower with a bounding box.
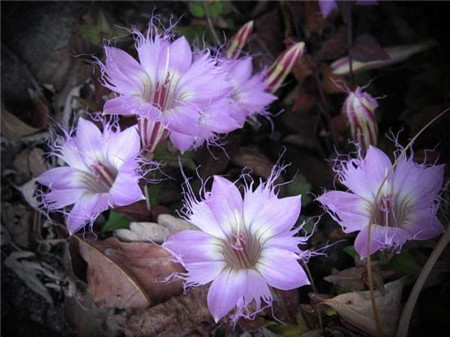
[225,57,277,126]
[318,146,445,258]
[98,25,234,152]
[37,118,145,235]
[163,167,310,322]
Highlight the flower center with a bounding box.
[90,162,118,193]
[374,194,408,228]
[222,230,262,270]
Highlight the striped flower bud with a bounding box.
[343,87,379,152]
[225,21,254,60]
[263,42,305,94]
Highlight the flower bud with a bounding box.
[331,42,435,75]
[343,87,379,152]
[225,20,254,60]
[264,42,305,94]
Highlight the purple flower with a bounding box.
[98,27,234,152]
[343,87,379,153]
[163,167,310,322]
[226,57,277,126]
[37,118,145,235]
[317,146,445,258]
[319,0,378,18]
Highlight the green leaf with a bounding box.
[102,211,130,234]
[208,0,229,18]
[153,141,196,170]
[382,250,421,275]
[148,184,161,208]
[174,24,207,44]
[263,328,283,337]
[76,25,102,45]
[287,174,312,206]
[188,1,205,18]
[342,245,357,259]
[97,11,110,33]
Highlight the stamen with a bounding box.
[91,162,118,193]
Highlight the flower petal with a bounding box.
[37,167,88,190]
[207,268,246,322]
[317,191,369,233]
[168,37,192,74]
[103,47,150,95]
[402,209,444,240]
[109,172,144,207]
[342,146,392,199]
[247,195,301,241]
[74,118,104,159]
[163,230,224,264]
[170,132,196,152]
[257,247,309,290]
[393,159,444,210]
[106,126,141,169]
[67,193,109,235]
[354,225,411,258]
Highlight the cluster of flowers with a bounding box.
[36,17,445,324]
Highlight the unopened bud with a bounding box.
[343,87,379,152]
[225,21,254,60]
[331,42,435,75]
[138,118,170,156]
[264,42,305,94]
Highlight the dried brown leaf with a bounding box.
[231,147,277,181]
[13,147,48,179]
[125,287,214,337]
[78,237,184,309]
[323,277,407,337]
[1,202,32,248]
[1,107,40,141]
[114,202,152,222]
[324,267,365,291]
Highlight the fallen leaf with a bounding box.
[323,277,407,337]
[4,251,54,304]
[13,147,48,180]
[77,237,184,309]
[125,287,214,337]
[231,147,277,181]
[114,202,152,222]
[14,178,44,214]
[157,214,198,235]
[194,146,230,180]
[324,267,365,291]
[115,222,170,244]
[1,107,39,141]
[64,285,112,337]
[1,202,32,248]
